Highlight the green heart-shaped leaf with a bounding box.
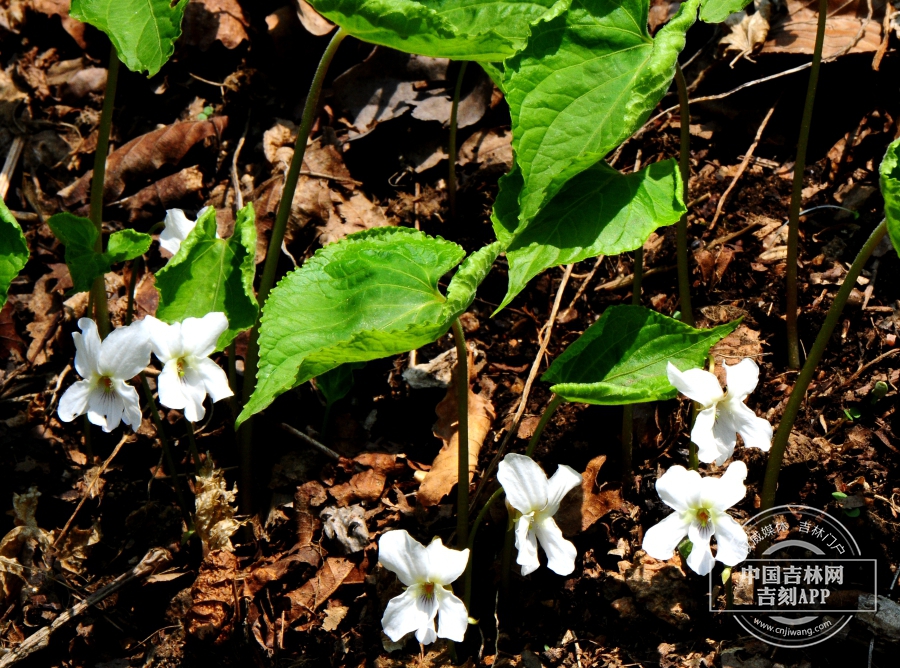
[71,0,189,77]
[48,213,151,294]
[307,0,570,60]
[880,138,900,257]
[155,204,258,351]
[700,0,752,24]
[238,228,499,426]
[0,199,29,309]
[543,305,738,404]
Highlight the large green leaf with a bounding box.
[699,0,752,23]
[238,228,499,426]
[0,199,29,309]
[48,213,151,294]
[880,138,900,257]
[307,0,570,61]
[315,362,365,407]
[500,0,701,243]
[70,0,189,77]
[543,305,738,404]
[494,159,684,309]
[155,204,258,351]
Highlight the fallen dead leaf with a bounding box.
[284,556,355,624]
[0,302,25,361]
[182,0,249,50]
[321,603,349,631]
[329,453,402,506]
[193,460,240,555]
[693,246,734,288]
[556,455,624,534]
[409,69,493,128]
[417,370,495,507]
[243,546,321,599]
[710,324,764,369]
[59,117,227,207]
[458,127,513,172]
[295,480,327,546]
[765,0,888,58]
[115,164,205,221]
[54,522,99,574]
[24,264,70,366]
[295,0,334,36]
[186,549,238,644]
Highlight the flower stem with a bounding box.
[621,249,644,481]
[463,486,504,608]
[674,63,694,327]
[185,421,202,475]
[88,43,120,339]
[786,0,828,370]
[500,520,515,594]
[448,62,468,219]
[688,402,699,470]
[761,219,887,510]
[141,374,192,527]
[525,394,563,457]
[239,28,347,513]
[451,318,469,549]
[124,256,143,326]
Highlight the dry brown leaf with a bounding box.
[59,117,227,207]
[417,374,495,507]
[719,2,774,60]
[24,264,70,366]
[295,0,334,36]
[30,0,86,48]
[329,452,401,506]
[321,604,348,631]
[182,0,249,50]
[693,246,734,288]
[116,165,205,221]
[765,0,888,58]
[0,488,53,605]
[54,522,100,574]
[186,550,238,643]
[193,460,240,555]
[295,480,327,546]
[321,191,392,244]
[243,546,321,598]
[710,324,764,371]
[458,127,513,172]
[0,302,25,362]
[284,556,355,623]
[556,455,624,534]
[409,69,493,128]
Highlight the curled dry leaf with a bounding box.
[283,556,355,624]
[115,165,205,222]
[0,488,53,604]
[710,324,763,373]
[194,460,240,555]
[555,455,625,535]
[59,117,227,207]
[765,0,888,58]
[186,549,238,644]
[295,480,327,546]
[329,452,402,506]
[182,0,249,50]
[458,128,513,173]
[417,371,496,507]
[54,522,100,574]
[295,0,334,36]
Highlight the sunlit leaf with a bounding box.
[543,305,738,404]
[155,204,258,351]
[700,0,752,23]
[880,138,900,257]
[0,198,29,309]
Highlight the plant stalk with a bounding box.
[185,421,202,475]
[621,248,644,481]
[451,319,470,549]
[448,62,468,219]
[525,394,563,457]
[124,256,142,325]
[463,486,505,608]
[674,63,694,327]
[786,0,828,369]
[761,219,887,510]
[88,43,120,339]
[239,28,347,513]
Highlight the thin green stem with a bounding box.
[500,521,514,594]
[124,256,143,325]
[688,402,699,470]
[786,0,828,369]
[82,415,93,463]
[448,61,468,219]
[185,421,202,475]
[88,43,120,339]
[227,339,238,420]
[451,319,469,549]
[761,219,887,510]
[525,394,563,458]
[463,486,505,608]
[674,63,694,327]
[141,374,192,527]
[621,248,643,481]
[239,28,347,514]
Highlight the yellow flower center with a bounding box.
[99,376,114,392]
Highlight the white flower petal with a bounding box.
[143,316,181,362]
[416,624,437,645]
[686,521,716,575]
[642,512,690,561]
[381,586,434,643]
[655,465,701,513]
[423,537,468,586]
[543,464,582,517]
[159,209,195,256]
[534,517,577,576]
[378,530,427,586]
[497,453,549,515]
[180,365,209,423]
[58,380,93,422]
[711,408,739,465]
[194,357,233,403]
[87,384,125,432]
[706,460,748,511]
[118,383,143,431]
[713,513,749,566]
[73,318,101,379]
[157,362,188,411]
[666,362,724,407]
[181,312,228,358]
[724,358,759,402]
[99,321,151,380]
[691,406,722,464]
[435,587,468,642]
[514,515,540,576]
[729,402,773,452]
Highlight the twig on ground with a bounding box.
[281,422,343,461]
[710,102,777,230]
[0,549,171,667]
[840,348,900,389]
[469,265,573,509]
[705,218,767,250]
[231,116,250,212]
[0,136,24,200]
[566,256,604,311]
[594,265,676,291]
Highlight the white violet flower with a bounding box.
[497,453,582,576]
[378,529,469,645]
[58,318,151,432]
[143,313,233,423]
[158,207,212,256]
[667,358,773,465]
[642,460,749,576]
